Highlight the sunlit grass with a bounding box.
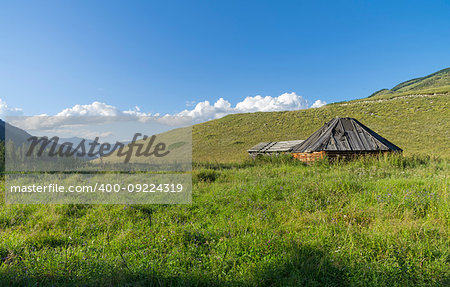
[0,155,448,286]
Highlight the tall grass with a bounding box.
[0,155,448,286]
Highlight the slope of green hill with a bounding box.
[368,67,450,99]
[193,68,450,162]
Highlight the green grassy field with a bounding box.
[0,155,448,286]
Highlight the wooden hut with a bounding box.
[291,117,402,162]
[248,140,304,159]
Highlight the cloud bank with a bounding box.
[1,92,327,130]
[177,92,324,122]
[55,102,155,118]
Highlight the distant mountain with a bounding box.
[59,137,128,159]
[0,121,128,160]
[56,137,100,159]
[0,119,33,145]
[0,122,103,160]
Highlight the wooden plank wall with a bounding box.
[292,151,326,162]
[292,151,398,162]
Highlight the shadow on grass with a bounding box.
[0,244,349,287]
[253,245,349,287]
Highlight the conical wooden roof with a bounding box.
[292,117,402,153]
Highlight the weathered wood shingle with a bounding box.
[248,140,304,154]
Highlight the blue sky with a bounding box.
[1,0,449,121]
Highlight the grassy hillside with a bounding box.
[1,156,448,286]
[369,67,450,99]
[193,68,450,162]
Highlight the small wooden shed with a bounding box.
[248,140,304,159]
[291,117,402,162]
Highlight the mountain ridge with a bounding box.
[368,67,450,99]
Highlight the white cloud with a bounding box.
[235,92,308,113]
[56,101,120,117]
[56,101,153,118]
[311,99,327,108]
[177,92,313,123]
[0,98,23,117]
[177,98,233,121]
[9,102,160,131]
